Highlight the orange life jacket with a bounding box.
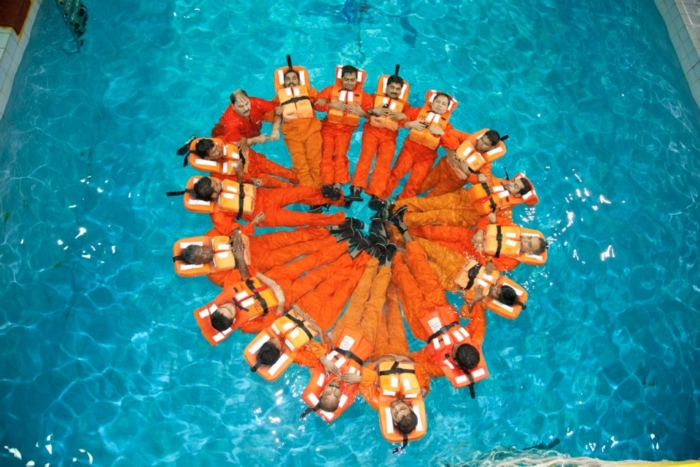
[244,308,318,381]
[472,173,539,216]
[172,236,235,277]
[217,181,256,217]
[483,276,528,320]
[376,360,428,444]
[420,307,489,391]
[192,276,278,345]
[187,137,242,175]
[182,176,217,214]
[483,225,548,266]
[327,65,367,127]
[408,90,458,150]
[454,128,507,173]
[301,326,374,423]
[453,258,500,291]
[369,75,411,131]
[274,65,315,122]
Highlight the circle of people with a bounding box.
[168,57,548,452]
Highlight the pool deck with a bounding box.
[0,1,699,119]
[655,0,700,108]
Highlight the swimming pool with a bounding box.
[1,0,699,465]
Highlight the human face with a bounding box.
[341,73,357,91]
[386,82,402,99]
[284,71,300,87]
[194,246,214,264]
[521,236,543,254]
[320,380,341,408]
[217,303,237,321]
[232,93,251,118]
[390,400,412,425]
[476,137,495,152]
[431,95,450,114]
[505,178,526,195]
[206,144,224,160]
[488,282,502,299]
[210,179,223,200]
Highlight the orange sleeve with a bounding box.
[360,92,374,112]
[293,341,329,368]
[314,86,333,112]
[263,96,281,122]
[466,302,487,345]
[210,210,242,236]
[439,124,460,150]
[360,366,378,388]
[358,383,380,411]
[402,106,421,124]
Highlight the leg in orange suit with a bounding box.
[381,139,437,200]
[257,186,345,228]
[353,126,399,197]
[247,150,299,187]
[394,189,479,228]
[283,121,324,189]
[418,157,469,198]
[321,124,354,185]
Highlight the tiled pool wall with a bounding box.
[655,0,700,108]
[0,0,41,120]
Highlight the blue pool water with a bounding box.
[1,0,699,465]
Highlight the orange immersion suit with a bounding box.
[316,86,373,185]
[210,185,345,235]
[379,107,460,200]
[393,189,481,228]
[272,88,324,189]
[212,96,276,142]
[418,130,494,198]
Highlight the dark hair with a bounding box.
[181,245,201,264]
[257,342,282,366]
[230,89,249,105]
[396,410,418,434]
[341,65,358,77]
[194,177,215,200]
[454,344,480,371]
[516,177,532,196]
[498,284,527,309]
[319,393,340,412]
[532,237,548,255]
[284,69,300,80]
[195,138,216,158]
[434,92,453,105]
[210,309,233,332]
[386,75,404,87]
[484,130,501,145]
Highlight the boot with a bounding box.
[308,204,330,213]
[344,186,363,207]
[390,209,408,234]
[333,226,356,242]
[368,195,387,212]
[389,205,407,224]
[383,243,397,266]
[369,218,388,240]
[321,184,335,200]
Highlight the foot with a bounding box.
[321,184,335,200]
[383,243,397,265]
[368,195,387,212]
[389,205,407,224]
[369,218,388,239]
[344,186,363,208]
[390,209,408,234]
[309,204,330,213]
[333,226,356,242]
[331,187,342,201]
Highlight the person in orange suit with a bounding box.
[375,92,460,201]
[315,65,373,200]
[350,74,411,204]
[269,68,324,188]
[390,173,534,228]
[296,254,393,421]
[418,129,503,198]
[191,176,346,234]
[390,226,489,398]
[211,89,276,147]
[192,137,298,188]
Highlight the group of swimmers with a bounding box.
[168,56,548,451]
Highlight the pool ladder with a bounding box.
[54,0,88,53]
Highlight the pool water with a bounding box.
[1,0,699,465]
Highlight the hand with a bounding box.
[320,356,340,376]
[477,173,488,183]
[488,212,497,224]
[269,130,280,142]
[328,101,344,111]
[250,134,268,146]
[484,261,496,274]
[340,373,362,384]
[346,103,363,115]
[428,125,444,136]
[274,106,283,116]
[252,178,264,187]
[251,212,266,226]
[420,387,428,398]
[315,98,328,107]
[230,230,246,252]
[407,121,426,131]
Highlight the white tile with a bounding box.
[0,65,6,88]
[5,33,18,59]
[18,33,29,50]
[0,51,12,74]
[0,32,9,50]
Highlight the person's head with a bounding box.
[256,340,282,366]
[230,89,251,117]
[284,70,300,87]
[340,65,359,91]
[195,138,223,160]
[181,244,214,265]
[390,400,418,434]
[193,177,222,200]
[319,379,342,412]
[431,93,452,114]
[476,130,501,152]
[453,343,480,372]
[385,75,404,99]
[495,284,517,305]
[521,235,547,255]
[505,177,532,197]
[210,303,236,331]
